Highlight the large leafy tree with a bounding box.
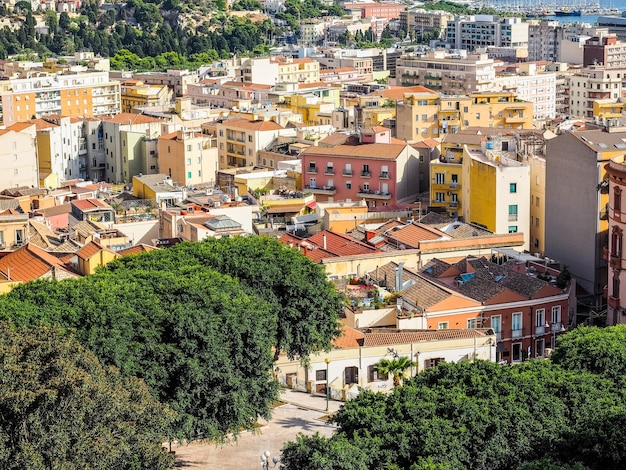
[0,237,341,440]
[282,359,626,470]
[0,322,174,469]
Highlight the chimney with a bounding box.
[323,233,327,250]
[395,262,405,292]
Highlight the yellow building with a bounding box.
[120,80,173,113]
[396,91,534,142]
[282,93,337,126]
[593,99,626,124]
[158,129,219,187]
[75,241,119,276]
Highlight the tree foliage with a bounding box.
[0,322,174,469]
[282,358,626,470]
[0,238,341,440]
[374,356,415,387]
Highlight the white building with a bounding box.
[566,67,623,118]
[494,63,557,120]
[0,127,39,190]
[446,15,528,52]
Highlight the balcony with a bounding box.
[609,295,620,308]
[431,199,445,205]
[379,172,389,179]
[357,188,392,199]
[324,168,335,175]
[610,254,621,269]
[505,115,526,124]
[361,171,371,178]
[512,328,523,339]
[343,169,353,176]
[424,74,441,80]
[449,182,459,190]
[305,185,337,195]
[307,166,318,174]
[449,201,459,208]
[535,325,546,335]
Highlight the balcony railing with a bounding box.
[305,185,337,195]
[449,182,459,190]
[361,171,371,177]
[431,199,445,205]
[343,169,353,176]
[512,328,523,339]
[535,325,546,335]
[379,172,389,179]
[449,201,459,208]
[324,168,335,175]
[307,167,318,174]
[357,189,392,199]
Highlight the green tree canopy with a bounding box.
[0,237,341,440]
[282,359,626,470]
[374,356,415,387]
[0,322,174,469]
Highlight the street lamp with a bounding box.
[260,450,280,469]
[324,357,331,412]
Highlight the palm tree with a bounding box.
[374,356,416,387]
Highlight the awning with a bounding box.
[266,204,304,214]
[306,201,317,210]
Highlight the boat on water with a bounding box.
[554,9,583,16]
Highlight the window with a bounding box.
[345,366,358,385]
[508,204,518,221]
[510,183,517,193]
[316,369,327,381]
[187,171,192,179]
[435,173,445,184]
[362,164,370,176]
[615,187,622,213]
[346,182,352,189]
[536,197,540,207]
[248,135,253,142]
[551,306,561,324]
[535,217,540,228]
[508,226,518,233]
[15,229,24,246]
[612,228,623,257]
[421,114,427,121]
[167,146,171,153]
[512,312,522,337]
[451,174,458,183]
[424,358,444,369]
[535,338,545,358]
[435,192,445,202]
[536,308,545,328]
[467,318,477,328]
[368,365,386,382]
[512,343,522,362]
[491,315,501,333]
[197,157,201,164]
[437,321,449,330]
[186,158,191,165]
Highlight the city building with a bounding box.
[544,128,623,298]
[344,2,405,22]
[0,126,39,190]
[603,154,626,325]
[527,20,560,62]
[583,34,626,69]
[395,50,496,93]
[445,15,528,52]
[564,67,623,119]
[0,71,121,125]
[399,9,453,40]
[300,128,421,207]
[158,129,219,187]
[216,118,284,169]
[119,80,173,114]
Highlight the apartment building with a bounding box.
[604,154,626,325]
[119,80,173,114]
[344,2,405,21]
[462,137,531,251]
[300,128,422,207]
[565,67,623,118]
[30,116,85,185]
[134,69,199,97]
[216,118,284,169]
[99,113,164,183]
[545,129,623,297]
[396,50,496,94]
[527,20,560,62]
[300,19,327,45]
[446,15,528,52]
[235,57,321,85]
[395,91,533,142]
[158,129,219,187]
[583,35,626,69]
[399,9,453,40]
[493,63,557,120]
[0,71,120,125]
[0,126,39,190]
[315,55,374,81]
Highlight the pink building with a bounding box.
[300,128,422,208]
[344,2,405,21]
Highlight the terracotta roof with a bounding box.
[220,118,283,131]
[278,233,336,262]
[302,142,407,160]
[36,204,72,218]
[308,230,379,257]
[101,113,163,125]
[386,223,447,249]
[72,199,111,211]
[362,328,489,347]
[6,122,35,132]
[368,85,437,100]
[265,204,303,214]
[117,244,158,256]
[76,241,116,260]
[333,325,365,348]
[0,244,72,282]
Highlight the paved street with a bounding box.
[172,390,342,469]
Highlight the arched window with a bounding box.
[612,227,623,258]
[613,272,621,299]
[615,186,622,213]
